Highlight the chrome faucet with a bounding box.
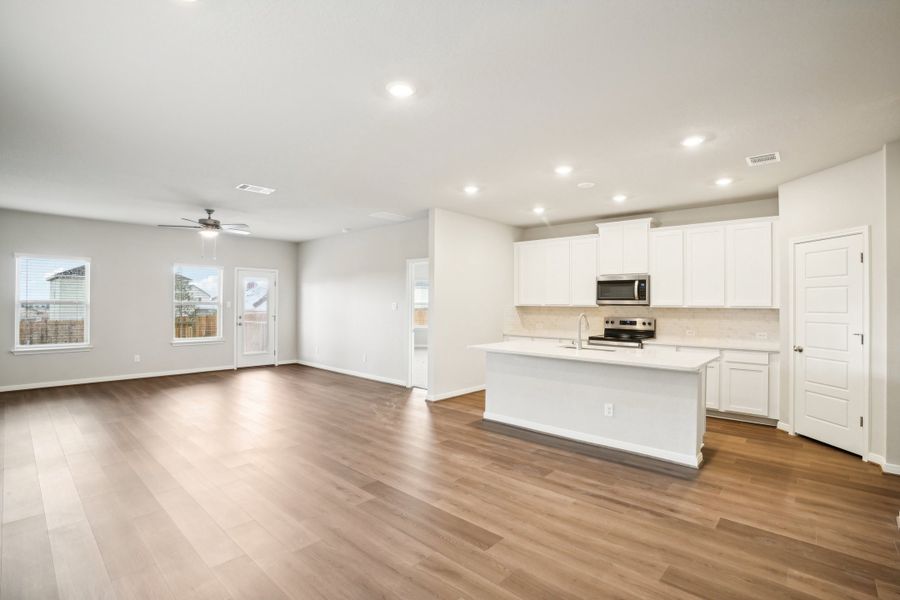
[576,313,589,350]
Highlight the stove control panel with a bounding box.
[603,318,655,331]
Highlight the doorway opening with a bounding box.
[407,259,429,390]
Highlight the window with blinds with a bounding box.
[173,264,223,342]
[15,255,91,349]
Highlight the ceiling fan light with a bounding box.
[199,229,219,238]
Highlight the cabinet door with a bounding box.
[622,221,649,273]
[726,221,773,307]
[685,226,725,306]
[705,362,720,410]
[721,361,769,416]
[596,225,623,275]
[570,237,598,306]
[543,239,572,305]
[649,229,684,306]
[515,243,544,305]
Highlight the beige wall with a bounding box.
[520,197,778,241]
[885,141,900,465]
[0,209,299,390]
[777,150,887,460]
[296,218,429,385]
[428,209,521,400]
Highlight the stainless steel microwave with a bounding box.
[596,274,650,305]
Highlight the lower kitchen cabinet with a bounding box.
[705,361,720,410]
[720,351,770,417]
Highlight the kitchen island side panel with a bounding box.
[483,352,704,467]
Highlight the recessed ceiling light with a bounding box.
[715,177,734,187]
[681,135,706,148]
[533,206,545,215]
[576,182,595,189]
[463,185,479,195]
[236,183,276,195]
[612,194,627,203]
[386,81,415,98]
[554,165,573,176]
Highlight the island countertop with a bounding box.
[472,339,719,372]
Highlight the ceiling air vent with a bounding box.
[236,184,276,195]
[369,212,411,222]
[745,152,781,167]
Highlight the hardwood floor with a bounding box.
[1,365,898,599]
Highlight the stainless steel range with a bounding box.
[588,317,655,348]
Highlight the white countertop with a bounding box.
[472,339,719,372]
[502,332,780,353]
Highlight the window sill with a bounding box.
[171,338,224,347]
[10,344,93,356]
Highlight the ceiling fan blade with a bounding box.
[158,224,202,229]
[221,228,251,236]
[181,217,201,224]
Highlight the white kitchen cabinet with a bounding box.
[648,229,684,306]
[570,237,598,306]
[684,225,726,307]
[596,218,652,275]
[705,362,720,410]
[514,239,571,306]
[726,220,773,307]
[720,351,769,416]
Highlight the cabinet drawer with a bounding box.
[721,350,768,365]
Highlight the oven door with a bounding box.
[596,275,650,305]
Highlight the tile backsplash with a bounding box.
[504,306,779,343]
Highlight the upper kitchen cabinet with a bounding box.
[514,238,571,306]
[685,225,726,307]
[570,236,599,306]
[649,228,684,306]
[726,220,773,307]
[648,217,778,308]
[595,218,652,275]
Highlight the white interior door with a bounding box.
[236,269,277,368]
[793,233,865,455]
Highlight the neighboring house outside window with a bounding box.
[173,264,223,343]
[15,255,91,351]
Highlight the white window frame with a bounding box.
[171,263,224,346]
[12,253,92,355]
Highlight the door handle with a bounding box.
[237,315,243,327]
[852,332,864,344]
[793,345,803,353]
[634,280,639,300]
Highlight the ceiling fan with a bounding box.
[158,209,251,238]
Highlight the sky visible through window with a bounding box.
[175,265,220,300]
[18,257,86,301]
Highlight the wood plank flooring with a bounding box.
[1,364,898,599]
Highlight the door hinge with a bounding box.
[860,416,864,427]
[860,252,864,263]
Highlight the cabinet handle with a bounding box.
[793,345,803,353]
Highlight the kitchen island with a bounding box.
[472,340,719,468]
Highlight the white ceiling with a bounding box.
[2,1,899,241]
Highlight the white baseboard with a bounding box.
[426,384,485,402]
[484,411,701,468]
[776,421,793,434]
[0,364,236,393]
[295,360,405,387]
[863,453,900,476]
[868,452,885,465]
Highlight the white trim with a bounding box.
[0,364,235,393]
[484,412,701,468]
[776,421,793,434]
[233,267,279,369]
[10,344,93,355]
[867,453,885,465]
[788,226,870,460]
[295,360,406,387]
[426,384,485,402]
[881,462,900,476]
[171,338,224,346]
[405,258,429,389]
